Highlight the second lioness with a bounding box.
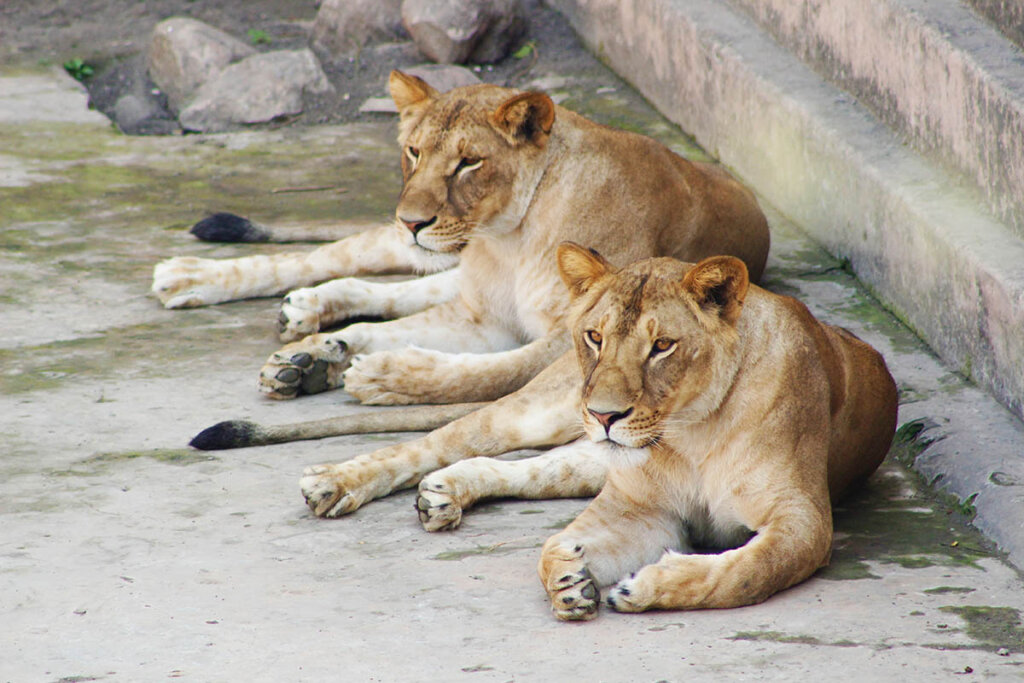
[157,71,769,405]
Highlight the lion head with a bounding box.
[387,70,556,254]
[557,243,750,448]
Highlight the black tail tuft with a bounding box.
[190,420,261,450]
[190,213,270,243]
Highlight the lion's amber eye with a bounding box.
[406,146,420,161]
[586,330,603,347]
[650,338,676,357]
[455,157,483,174]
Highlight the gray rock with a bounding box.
[311,0,407,60]
[178,49,333,133]
[147,17,255,113]
[401,0,527,64]
[113,94,158,129]
[406,63,483,90]
[359,64,481,113]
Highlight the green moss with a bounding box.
[820,459,996,581]
[939,606,1024,653]
[925,586,976,595]
[51,448,218,477]
[0,305,277,394]
[431,542,539,561]
[557,87,710,162]
[728,631,859,647]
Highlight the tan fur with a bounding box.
[537,246,898,619]
[247,70,770,402]
[299,250,896,624]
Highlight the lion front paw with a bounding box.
[299,464,363,518]
[606,571,653,613]
[278,288,322,342]
[415,478,464,532]
[541,542,600,621]
[152,257,226,308]
[258,334,350,399]
[550,566,600,621]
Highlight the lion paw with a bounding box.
[550,566,600,621]
[299,464,362,518]
[415,479,463,532]
[258,335,350,399]
[152,257,226,308]
[278,288,322,342]
[605,572,650,613]
[344,348,445,405]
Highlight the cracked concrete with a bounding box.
[4,66,1024,681]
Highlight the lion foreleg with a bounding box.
[300,353,582,517]
[538,465,682,621]
[415,438,610,532]
[278,268,461,341]
[605,497,832,613]
[344,333,571,405]
[153,224,456,308]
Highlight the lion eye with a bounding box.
[455,157,483,175]
[585,330,603,349]
[650,338,676,357]
[406,147,420,164]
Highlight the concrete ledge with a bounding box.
[967,0,1024,50]
[550,0,1024,420]
[730,0,1024,237]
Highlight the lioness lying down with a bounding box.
[298,245,897,619]
[153,71,769,406]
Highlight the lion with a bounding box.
[288,244,896,621]
[153,70,770,406]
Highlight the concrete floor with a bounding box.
[4,68,1024,682]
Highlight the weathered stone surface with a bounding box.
[310,0,407,60]
[360,64,481,113]
[178,49,333,132]
[112,93,177,136]
[147,17,255,113]
[401,0,527,64]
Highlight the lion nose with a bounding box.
[399,216,437,235]
[587,407,633,430]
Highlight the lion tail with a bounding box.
[189,402,488,450]
[189,212,382,244]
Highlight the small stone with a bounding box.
[113,93,159,130]
[998,647,1010,656]
[311,0,406,60]
[359,64,480,114]
[178,49,333,133]
[147,17,255,113]
[401,0,527,64]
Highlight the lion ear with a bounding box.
[389,70,438,113]
[491,92,555,146]
[682,256,749,325]
[558,242,614,298]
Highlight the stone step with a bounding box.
[730,0,1024,238]
[967,0,1024,50]
[550,0,1024,559]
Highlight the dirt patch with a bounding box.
[1,0,598,134]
